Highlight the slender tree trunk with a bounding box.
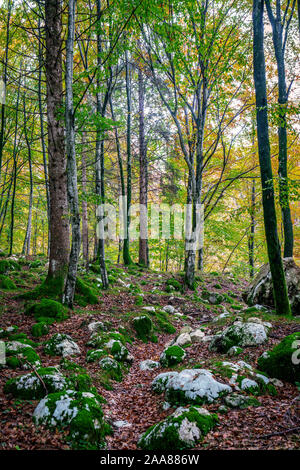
[123,50,133,265]
[0,0,12,183]
[63,0,81,308]
[45,0,70,293]
[9,74,21,256]
[81,133,89,270]
[248,179,256,278]
[38,16,50,254]
[138,65,149,267]
[252,0,291,315]
[265,0,294,258]
[22,94,33,256]
[95,0,109,288]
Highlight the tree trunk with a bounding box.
[95,0,109,288]
[265,0,294,258]
[38,16,50,254]
[252,0,291,315]
[138,65,149,267]
[22,94,33,256]
[63,0,81,308]
[81,134,89,270]
[123,50,133,265]
[45,0,70,293]
[248,179,256,279]
[0,0,12,183]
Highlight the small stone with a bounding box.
[113,420,132,429]
[139,360,160,371]
[190,330,205,343]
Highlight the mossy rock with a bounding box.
[33,389,111,449]
[25,299,68,322]
[138,406,218,450]
[5,341,41,370]
[134,295,144,306]
[44,333,80,357]
[257,332,300,383]
[31,322,50,338]
[4,367,68,399]
[0,325,19,338]
[0,259,20,274]
[0,275,16,290]
[132,315,153,342]
[108,340,129,362]
[160,345,186,367]
[166,278,182,291]
[86,349,106,363]
[68,372,93,392]
[74,278,98,306]
[154,311,176,334]
[99,356,123,382]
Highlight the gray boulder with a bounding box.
[152,369,231,405]
[244,257,300,315]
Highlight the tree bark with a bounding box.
[22,94,33,256]
[123,50,133,265]
[265,0,294,258]
[45,0,70,293]
[252,0,291,315]
[138,65,149,267]
[0,0,12,183]
[81,133,89,270]
[63,0,81,308]
[95,0,109,288]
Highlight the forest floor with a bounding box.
[0,259,299,451]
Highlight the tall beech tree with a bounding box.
[138,63,149,267]
[265,0,295,258]
[44,0,70,293]
[63,0,80,307]
[252,0,291,315]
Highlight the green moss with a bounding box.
[166,278,182,291]
[4,367,66,399]
[74,278,98,306]
[133,315,153,342]
[31,322,50,338]
[69,373,93,392]
[25,299,68,322]
[0,275,16,290]
[86,349,105,363]
[8,335,38,347]
[138,407,218,450]
[160,345,186,367]
[0,259,20,274]
[33,390,111,449]
[257,332,300,383]
[99,357,123,382]
[110,340,128,361]
[154,311,176,334]
[21,274,66,301]
[134,295,144,306]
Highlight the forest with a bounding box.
[0,0,299,453]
